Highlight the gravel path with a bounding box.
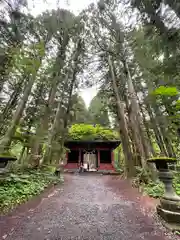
[0,174,178,240]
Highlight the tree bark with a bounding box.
[123,61,150,166]
[0,76,35,150]
[0,77,24,133]
[31,36,70,164]
[43,76,69,165]
[108,55,135,177]
[43,38,82,164]
[144,98,168,156]
[19,145,26,164]
[30,75,60,166]
[153,103,176,157]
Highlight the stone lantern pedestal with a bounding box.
[147,157,180,230]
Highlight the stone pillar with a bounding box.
[97,149,100,169]
[111,151,114,168]
[66,152,68,165]
[78,149,81,167]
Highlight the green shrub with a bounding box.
[143,171,180,198]
[0,170,61,213]
[68,124,119,141]
[174,172,180,195]
[143,181,165,198]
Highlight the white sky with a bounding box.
[28,0,98,107]
[28,0,96,16]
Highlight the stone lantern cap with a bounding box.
[0,154,17,168]
[147,157,177,163]
[147,157,176,171]
[0,155,17,161]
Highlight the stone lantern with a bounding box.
[147,157,180,230]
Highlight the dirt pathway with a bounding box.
[0,174,178,240]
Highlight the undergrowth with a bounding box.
[143,181,164,198]
[131,167,151,188]
[131,167,180,198]
[143,171,180,198]
[174,172,180,195]
[0,169,62,213]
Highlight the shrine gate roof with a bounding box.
[64,140,121,150]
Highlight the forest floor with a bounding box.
[0,174,178,240]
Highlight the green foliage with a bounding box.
[88,94,110,127]
[70,95,90,124]
[143,181,165,198]
[113,147,124,172]
[152,86,179,96]
[175,231,180,236]
[143,172,180,198]
[0,170,61,213]
[174,172,180,196]
[68,124,119,141]
[13,128,24,141]
[114,159,123,173]
[132,167,151,188]
[11,142,23,158]
[136,167,151,183]
[0,149,17,163]
[176,100,180,110]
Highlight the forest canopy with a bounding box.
[0,0,179,177]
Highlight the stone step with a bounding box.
[64,169,120,175]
